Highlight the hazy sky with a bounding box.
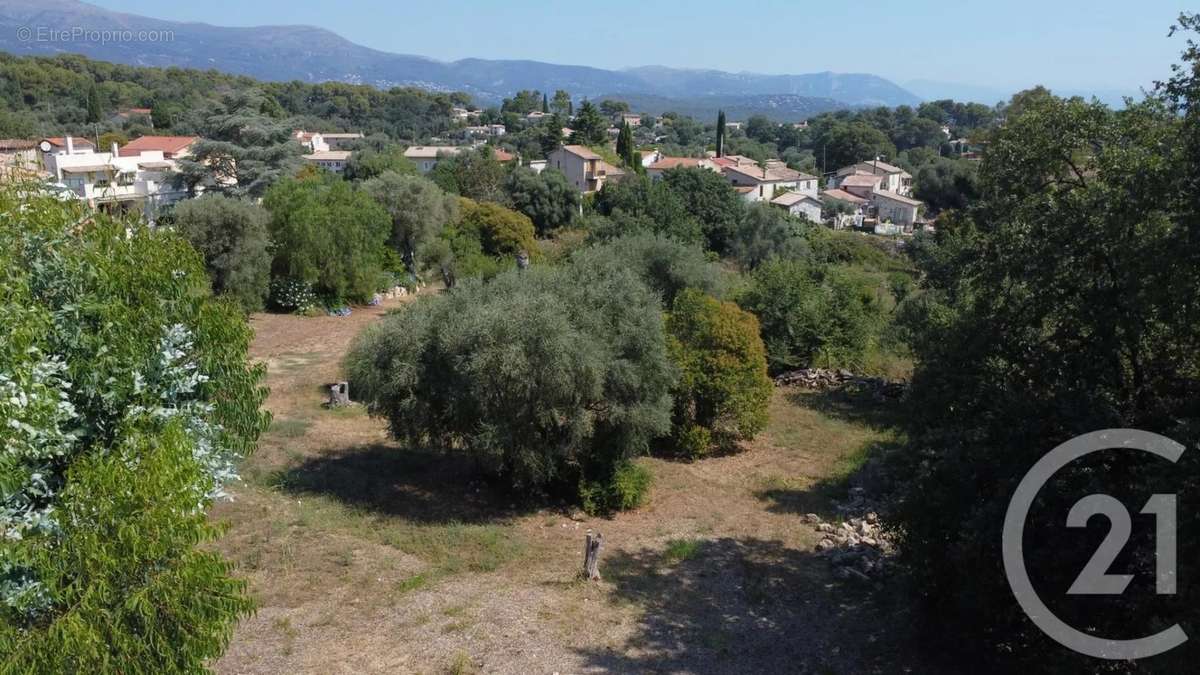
[93,0,1188,91]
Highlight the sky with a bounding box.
[92,0,1189,93]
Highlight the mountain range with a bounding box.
[0,0,925,117]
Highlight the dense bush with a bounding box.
[739,260,885,372]
[890,39,1200,672]
[171,194,272,311]
[263,175,391,303]
[666,290,772,458]
[592,174,704,245]
[0,192,268,670]
[505,167,580,235]
[569,233,727,306]
[658,167,747,254]
[731,203,810,269]
[344,262,674,513]
[457,198,540,259]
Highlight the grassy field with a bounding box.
[210,294,929,674]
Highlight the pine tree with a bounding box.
[716,110,726,157]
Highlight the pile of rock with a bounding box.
[804,504,894,583]
[773,367,906,401]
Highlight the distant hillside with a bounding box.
[0,0,922,108]
[597,93,852,123]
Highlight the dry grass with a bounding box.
[210,293,932,674]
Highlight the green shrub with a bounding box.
[0,191,268,670]
[263,175,390,303]
[738,260,885,372]
[666,290,772,457]
[579,460,653,514]
[343,261,674,507]
[569,233,728,306]
[171,194,272,311]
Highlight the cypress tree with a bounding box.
[716,110,726,157]
[542,93,549,113]
[85,82,103,124]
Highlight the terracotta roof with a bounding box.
[771,191,820,207]
[0,139,36,150]
[733,186,756,194]
[559,145,603,160]
[872,189,923,207]
[723,163,801,183]
[119,136,198,156]
[838,160,905,177]
[648,157,708,170]
[840,174,885,188]
[43,137,95,148]
[820,189,869,205]
[492,147,515,162]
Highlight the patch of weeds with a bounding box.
[442,619,472,634]
[447,651,474,675]
[395,573,429,594]
[664,538,702,563]
[268,418,313,438]
[325,403,367,419]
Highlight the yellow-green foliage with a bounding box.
[456,198,540,260]
[666,290,772,457]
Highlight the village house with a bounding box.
[526,111,549,123]
[546,145,624,193]
[39,137,98,176]
[820,188,869,229]
[403,145,465,173]
[302,150,352,173]
[646,156,718,181]
[872,189,922,227]
[0,139,41,174]
[770,191,823,223]
[615,113,642,127]
[293,130,364,153]
[718,158,817,203]
[526,159,548,174]
[44,137,191,219]
[831,159,913,196]
[838,173,885,200]
[403,145,515,173]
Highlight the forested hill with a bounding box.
[0,0,921,108]
[0,51,468,139]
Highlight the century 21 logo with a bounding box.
[1002,429,1187,660]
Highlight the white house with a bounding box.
[404,145,466,173]
[720,162,816,203]
[46,139,191,218]
[832,160,913,196]
[302,150,352,173]
[871,190,922,227]
[39,136,96,175]
[546,145,624,193]
[293,130,364,153]
[770,191,823,223]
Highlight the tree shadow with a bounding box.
[754,437,905,522]
[784,386,905,432]
[268,443,537,524]
[578,537,937,674]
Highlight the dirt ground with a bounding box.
[211,294,930,674]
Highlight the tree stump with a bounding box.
[583,530,603,581]
[327,381,350,407]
